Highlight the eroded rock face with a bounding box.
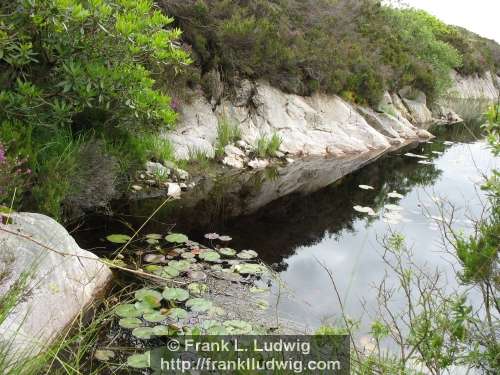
[447,70,500,100]
[0,213,112,360]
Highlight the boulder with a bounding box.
[248,159,270,169]
[146,161,169,177]
[398,88,433,124]
[447,70,500,100]
[167,182,182,198]
[0,212,112,360]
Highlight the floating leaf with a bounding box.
[144,254,165,264]
[146,238,159,245]
[199,251,220,262]
[144,312,167,323]
[106,234,131,244]
[135,289,163,303]
[134,301,156,314]
[353,205,376,216]
[218,235,232,242]
[165,233,188,243]
[168,308,188,320]
[154,266,180,278]
[168,260,191,272]
[145,233,162,240]
[132,327,155,340]
[115,304,141,318]
[359,185,374,190]
[404,152,428,159]
[187,270,207,281]
[236,250,258,259]
[219,248,237,257]
[152,325,171,336]
[127,352,150,368]
[186,298,213,312]
[181,252,195,259]
[223,320,252,334]
[204,233,219,240]
[256,300,269,310]
[188,282,208,296]
[387,191,404,199]
[144,265,162,273]
[162,287,190,302]
[119,318,142,329]
[234,264,267,275]
[95,349,115,362]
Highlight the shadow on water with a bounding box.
[72,122,484,267]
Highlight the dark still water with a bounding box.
[73,123,498,331]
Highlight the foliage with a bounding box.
[162,0,499,105]
[0,142,30,206]
[0,0,190,217]
[214,116,241,158]
[255,133,282,158]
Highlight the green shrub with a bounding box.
[0,0,190,217]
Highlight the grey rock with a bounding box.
[167,183,182,199]
[145,161,169,177]
[0,213,112,360]
[248,159,270,169]
[222,155,245,169]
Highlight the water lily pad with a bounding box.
[359,185,374,190]
[144,265,161,273]
[119,318,142,329]
[181,252,195,259]
[95,349,115,362]
[134,301,156,314]
[219,248,237,257]
[211,264,223,271]
[145,233,163,240]
[165,233,188,243]
[162,287,190,302]
[132,327,155,339]
[234,264,267,275]
[187,270,207,281]
[353,205,376,216]
[143,254,165,264]
[207,325,228,335]
[388,191,404,199]
[106,234,131,244]
[404,152,428,159]
[115,304,141,318]
[168,307,188,320]
[146,238,159,245]
[188,282,208,296]
[218,235,232,242]
[152,325,171,336]
[127,352,150,368]
[154,266,180,278]
[223,320,252,334]
[204,233,219,240]
[186,298,213,313]
[236,250,258,259]
[134,289,162,308]
[143,312,167,323]
[199,251,220,262]
[168,260,191,272]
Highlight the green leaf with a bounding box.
[199,251,220,262]
[236,250,258,259]
[168,307,188,320]
[187,282,208,296]
[106,234,131,244]
[165,233,188,243]
[95,349,115,362]
[219,248,237,257]
[132,327,155,339]
[135,289,163,304]
[119,318,143,329]
[115,304,141,318]
[145,233,163,240]
[162,287,189,302]
[127,352,150,368]
[152,325,171,336]
[134,301,157,315]
[234,263,267,275]
[143,312,167,323]
[223,320,253,334]
[186,298,213,313]
[154,266,180,278]
[168,260,191,272]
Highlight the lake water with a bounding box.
[74,122,498,333]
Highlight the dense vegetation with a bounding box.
[1,0,500,219]
[163,0,500,105]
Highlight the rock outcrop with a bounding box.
[0,212,112,361]
[165,81,437,162]
[447,70,500,100]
